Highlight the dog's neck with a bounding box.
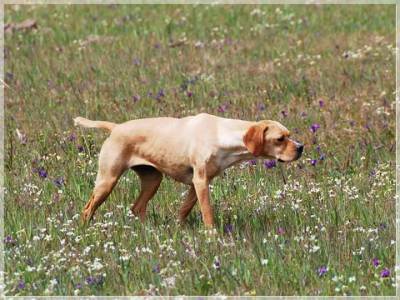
[217,124,257,169]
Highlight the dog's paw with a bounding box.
[73,117,84,126]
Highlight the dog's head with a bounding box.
[243,120,303,162]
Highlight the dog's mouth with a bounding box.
[277,158,284,162]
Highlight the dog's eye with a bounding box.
[277,136,285,142]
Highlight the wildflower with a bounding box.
[86,275,104,286]
[53,177,64,188]
[155,89,165,101]
[37,167,47,179]
[378,223,387,231]
[213,257,221,270]
[318,99,324,107]
[217,103,229,113]
[133,58,141,66]
[348,276,356,283]
[4,235,16,245]
[310,159,317,166]
[372,257,380,267]
[77,145,84,152]
[310,123,320,133]
[318,266,328,276]
[68,133,76,142]
[50,278,58,287]
[92,259,104,271]
[17,280,25,290]
[86,276,95,285]
[161,276,176,288]
[186,91,193,97]
[264,160,276,169]
[132,94,141,102]
[224,224,234,234]
[152,264,160,273]
[257,103,266,111]
[380,268,390,278]
[248,159,257,166]
[281,110,288,118]
[75,283,82,289]
[277,227,285,235]
[261,259,268,266]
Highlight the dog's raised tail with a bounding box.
[74,117,116,132]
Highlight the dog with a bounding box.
[74,113,303,227]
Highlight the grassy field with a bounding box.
[4,4,396,296]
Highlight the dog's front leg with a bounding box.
[192,168,214,228]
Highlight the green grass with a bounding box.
[4,4,395,296]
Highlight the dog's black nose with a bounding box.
[297,144,304,155]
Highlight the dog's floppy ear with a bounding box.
[243,122,269,156]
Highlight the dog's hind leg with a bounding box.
[178,185,197,222]
[130,165,163,221]
[82,139,127,222]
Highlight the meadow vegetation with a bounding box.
[4,4,396,296]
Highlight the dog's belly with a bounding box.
[162,165,194,185]
[130,157,194,184]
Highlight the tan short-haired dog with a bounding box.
[74,113,303,227]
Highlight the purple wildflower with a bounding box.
[132,94,141,102]
[372,257,380,267]
[155,89,165,101]
[152,264,160,273]
[310,159,317,166]
[86,276,96,285]
[257,103,266,111]
[224,224,234,234]
[318,99,324,107]
[213,257,221,270]
[68,133,76,142]
[133,58,141,66]
[378,223,387,231]
[264,160,276,169]
[75,283,82,289]
[217,103,229,113]
[277,227,285,235]
[380,268,390,278]
[281,110,288,118]
[53,177,64,188]
[17,280,25,290]
[310,123,320,133]
[37,167,47,179]
[86,275,104,286]
[77,145,84,152]
[186,91,193,97]
[248,159,257,166]
[4,235,16,245]
[318,266,328,276]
